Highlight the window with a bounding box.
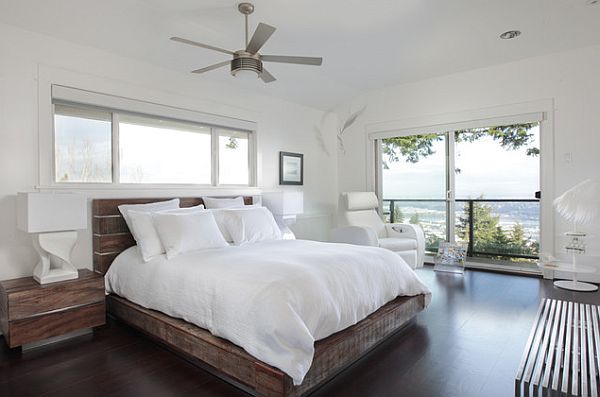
[217,129,250,185]
[54,105,112,183]
[52,103,255,186]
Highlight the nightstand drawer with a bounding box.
[7,302,105,347]
[8,277,104,320]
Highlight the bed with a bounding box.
[93,197,430,397]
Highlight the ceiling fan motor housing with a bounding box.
[231,52,263,76]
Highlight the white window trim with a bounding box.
[364,99,556,260]
[44,85,258,189]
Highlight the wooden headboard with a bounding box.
[92,196,254,275]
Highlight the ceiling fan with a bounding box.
[170,2,323,83]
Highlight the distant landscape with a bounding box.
[383,200,540,257]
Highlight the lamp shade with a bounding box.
[553,179,600,225]
[17,192,87,233]
[262,191,304,216]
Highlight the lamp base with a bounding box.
[554,280,599,292]
[32,231,79,285]
[33,267,79,284]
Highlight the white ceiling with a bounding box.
[1,0,599,110]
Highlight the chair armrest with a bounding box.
[331,226,379,247]
[385,223,426,268]
[386,223,419,238]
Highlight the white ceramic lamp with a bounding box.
[553,179,600,292]
[17,192,87,284]
[262,191,304,239]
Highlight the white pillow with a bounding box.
[118,199,180,233]
[153,211,229,259]
[128,204,205,262]
[202,196,245,209]
[209,205,260,242]
[222,207,282,245]
[128,211,164,262]
[210,209,234,242]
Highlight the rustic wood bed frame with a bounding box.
[93,197,428,397]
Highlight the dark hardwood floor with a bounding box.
[2,266,599,397]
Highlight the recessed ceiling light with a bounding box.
[500,30,521,40]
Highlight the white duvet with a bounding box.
[105,239,431,385]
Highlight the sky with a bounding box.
[119,122,212,184]
[382,126,540,200]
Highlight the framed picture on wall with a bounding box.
[279,152,304,185]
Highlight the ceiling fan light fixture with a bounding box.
[231,54,263,79]
[232,68,259,80]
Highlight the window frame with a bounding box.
[51,101,257,188]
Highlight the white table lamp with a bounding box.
[17,192,87,284]
[262,191,304,239]
[553,179,600,292]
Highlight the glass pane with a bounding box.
[54,105,112,183]
[119,114,211,184]
[455,124,540,199]
[218,129,249,185]
[383,200,447,253]
[381,133,447,253]
[382,134,447,199]
[454,123,540,260]
[456,200,540,258]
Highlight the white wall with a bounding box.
[335,44,600,276]
[0,23,338,280]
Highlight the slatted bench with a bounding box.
[516,299,600,397]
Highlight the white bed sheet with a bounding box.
[105,239,431,385]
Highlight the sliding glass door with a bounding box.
[381,133,449,253]
[378,122,540,263]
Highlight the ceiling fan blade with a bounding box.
[260,68,277,83]
[191,60,231,74]
[170,37,234,56]
[246,23,276,54]
[261,55,323,66]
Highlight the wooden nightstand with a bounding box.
[0,269,105,348]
